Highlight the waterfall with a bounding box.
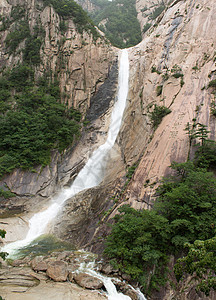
[1,49,130,257]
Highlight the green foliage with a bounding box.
[43,0,100,39]
[208,79,216,90]
[174,237,216,296]
[90,0,142,48]
[0,229,6,239]
[5,15,44,64]
[126,164,137,180]
[185,121,210,148]
[23,25,44,65]
[0,229,8,261]
[149,4,165,20]
[9,64,34,90]
[180,77,184,87]
[156,85,163,96]
[171,64,182,74]
[105,205,170,294]
[210,100,216,116]
[155,163,216,250]
[151,66,161,74]
[10,6,25,21]
[0,188,15,199]
[0,67,82,178]
[59,20,68,33]
[105,150,216,295]
[143,23,151,34]
[172,73,183,78]
[149,104,171,128]
[194,140,216,169]
[5,20,30,53]
[162,72,169,81]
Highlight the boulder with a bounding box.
[74,273,104,290]
[31,256,47,272]
[121,273,131,282]
[46,261,68,282]
[101,263,118,275]
[113,280,138,300]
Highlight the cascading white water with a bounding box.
[1,49,130,257]
[78,258,147,300]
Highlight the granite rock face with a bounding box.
[0,0,117,200]
[121,0,216,209]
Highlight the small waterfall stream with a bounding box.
[2,49,129,256]
[78,258,147,300]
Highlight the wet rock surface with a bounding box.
[0,251,141,300]
[74,273,104,289]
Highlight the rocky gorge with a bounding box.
[0,0,216,299]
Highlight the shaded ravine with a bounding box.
[1,49,129,257]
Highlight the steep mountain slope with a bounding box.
[136,0,172,37]
[0,0,117,201]
[76,0,142,48]
[123,0,216,210]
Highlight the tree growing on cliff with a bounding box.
[104,157,216,295]
[104,205,171,294]
[174,236,216,296]
[155,163,216,250]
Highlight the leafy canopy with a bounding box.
[174,236,216,296]
[0,66,82,178]
[104,141,216,295]
[105,205,170,293]
[90,0,142,48]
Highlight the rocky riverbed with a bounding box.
[0,250,141,300]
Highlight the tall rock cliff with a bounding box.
[122,0,216,209]
[0,0,118,203]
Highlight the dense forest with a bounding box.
[89,0,142,48]
[105,123,216,296]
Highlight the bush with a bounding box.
[5,20,30,53]
[156,85,163,96]
[143,23,151,33]
[0,188,15,199]
[174,237,216,296]
[149,4,165,20]
[172,73,183,78]
[149,104,171,128]
[208,79,216,89]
